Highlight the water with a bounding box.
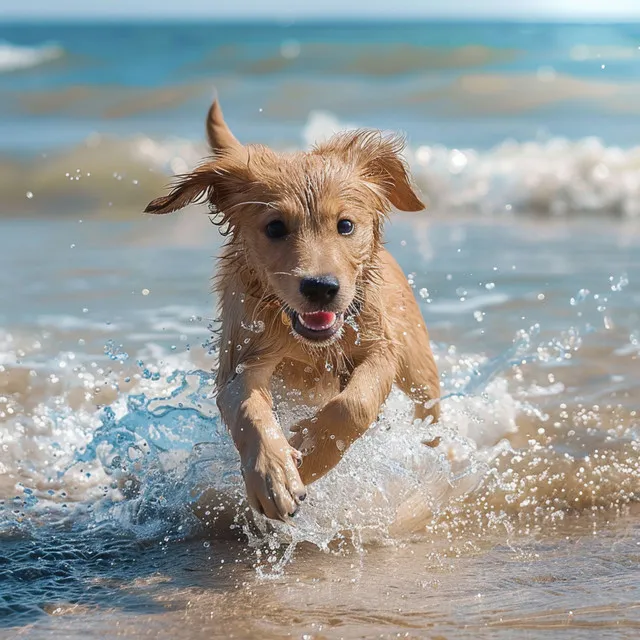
[5,21,640,217]
[1,19,640,639]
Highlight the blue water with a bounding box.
[3,21,640,152]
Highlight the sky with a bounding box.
[3,0,640,20]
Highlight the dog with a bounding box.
[145,100,440,521]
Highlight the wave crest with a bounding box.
[5,112,640,218]
[0,41,64,73]
[305,111,640,217]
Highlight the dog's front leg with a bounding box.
[289,347,395,484]
[217,365,306,520]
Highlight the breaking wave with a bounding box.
[304,111,640,217]
[0,41,64,73]
[7,111,640,217]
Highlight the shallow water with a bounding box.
[1,212,639,638]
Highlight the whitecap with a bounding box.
[0,41,64,73]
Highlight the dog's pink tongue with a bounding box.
[301,311,336,330]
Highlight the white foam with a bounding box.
[302,110,358,147]
[249,380,517,553]
[0,335,519,547]
[302,111,640,217]
[19,112,640,219]
[0,41,63,73]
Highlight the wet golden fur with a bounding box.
[145,100,440,520]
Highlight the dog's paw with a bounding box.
[241,436,306,521]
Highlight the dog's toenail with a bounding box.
[299,493,307,502]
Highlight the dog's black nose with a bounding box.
[299,275,340,304]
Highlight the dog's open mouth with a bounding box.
[291,310,344,343]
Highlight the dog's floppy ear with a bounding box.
[361,133,424,212]
[316,130,425,212]
[145,99,247,215]
[144,163,218,214]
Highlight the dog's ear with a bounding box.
[361,133,424,212]
[144,163,218,214]
[206,99,243,154]
[145,100,249,215]
[316,130,425,212]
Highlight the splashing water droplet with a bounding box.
[241,320,265,333]
[610,274,629,292]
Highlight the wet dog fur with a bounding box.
[145,100,440,520]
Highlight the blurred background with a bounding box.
[4,0,640,219]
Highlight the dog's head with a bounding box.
[145,100,424,346]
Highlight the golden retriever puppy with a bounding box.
[145,101,440,520]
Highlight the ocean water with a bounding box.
[1,20,640,638]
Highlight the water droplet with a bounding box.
[241,320,265,333]
[611,274,629,292]
[26,191,33,199]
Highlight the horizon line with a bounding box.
[4,14,640,23]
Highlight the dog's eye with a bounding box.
[337,219,355,236]
[265,220,288,239]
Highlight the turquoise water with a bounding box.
[5,22,640,218]
[1,20,640,638]
[3,21,640,150]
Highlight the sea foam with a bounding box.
[0,41,64,73]
[7,110,640,218]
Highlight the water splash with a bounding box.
[1,271,638,571]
